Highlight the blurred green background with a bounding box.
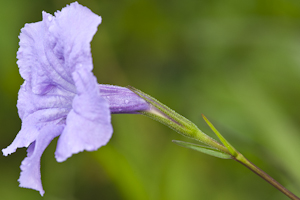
[1,0,300,199]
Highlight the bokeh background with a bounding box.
[1,0,300,199]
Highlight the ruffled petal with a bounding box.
[18,125,64,196]
[4,2,102,157]
[2,114,65,156]
[48,2,101,73]
[55,68,112,162]
[2,82,71,156]
[17,2,101,95]
[17,80,73,124]
[3,2,113,196]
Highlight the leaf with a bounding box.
[172,140,232,159]
[202,114,238,157]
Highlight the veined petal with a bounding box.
[17,80,74,121]
[3,2,117,196]
[48,2,101,73]
[18,125,64,196]
[55,68,112,162]
[17,2,101,95]
[2,81,72,156]
[5,2,103,158]
[2,115,65,156]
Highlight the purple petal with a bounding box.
[4,2,103,156]
[55,68,112,162]
[17,2,101,95]
[99,85,150,113]
[2,113,66,156]
[1,1,152,196]
[48,2,101,73]
[3,2,107,195]
[18,125,64,196]
[2,81,71,156]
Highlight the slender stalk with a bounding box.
[129,86,300,199]
[234,153,300,200]
[192,129,231,154]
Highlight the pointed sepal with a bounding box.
[202,114,238,157]
[172,140,232,159]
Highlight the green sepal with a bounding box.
[202,114,238,157]
[128,86,232,154]
[172,140,232,159]
[127,86,201,139]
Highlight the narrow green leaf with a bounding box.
[202,114,238,157]
[172,140,232,159]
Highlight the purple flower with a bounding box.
[2,2,149,196]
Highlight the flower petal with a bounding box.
[49,2,101,73]
[55,68,112,162]
[4,2,102,156]
[2,114,65,156]
[17,2,102,95]
[3,2,111,196]
[18,125,64,196]
[2,82,71,156]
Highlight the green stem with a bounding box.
[234,153,300,200]
[192,129,231,155]
[128,86,300,199]
[128,86,231,155]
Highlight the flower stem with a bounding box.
[128,86,300,199]
[234,153,300,200]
